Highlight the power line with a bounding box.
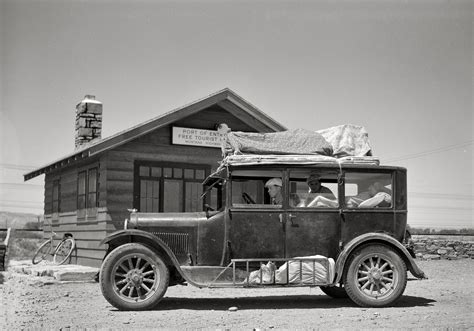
[408,192,474,200]
[0,183,43,188]
[0,199,43,205]
[0,204,43,210]
[0,163,39,171]
[384,140,473,163]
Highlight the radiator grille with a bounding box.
[153,232,189,255]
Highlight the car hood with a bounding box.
[129,212,208,228]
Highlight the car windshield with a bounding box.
[202,176,225,211]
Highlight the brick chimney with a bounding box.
[75,95,102,150]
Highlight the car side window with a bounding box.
[231,170,283,208]
[344,172,392,208]
[289,170,339,208]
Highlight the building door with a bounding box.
[134,162,209,212]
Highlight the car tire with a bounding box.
[344,244,407,307]
[100,243,169,311]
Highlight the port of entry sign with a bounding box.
[172,127,224,148]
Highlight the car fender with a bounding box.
[100,229,202,287]
[334,232,427,284]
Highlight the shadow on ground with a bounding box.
[0,272,4,285]
[111,294,436,311]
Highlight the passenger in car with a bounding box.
[346,182,391,208]
[357,182,392,208]
[304,182,392,208]
[265,178,283,205]
[298,173,336,207]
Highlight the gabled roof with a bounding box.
[24,88,286,181]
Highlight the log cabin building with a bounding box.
[24,88,286,267]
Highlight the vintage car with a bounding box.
[99,154,426,310]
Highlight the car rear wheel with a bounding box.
[344,244,407,307]
[100,243,169,311]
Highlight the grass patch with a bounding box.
[8,237,45,261]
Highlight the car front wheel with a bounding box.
[100,243,169,311]
[344,244,407,307]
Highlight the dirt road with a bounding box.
[1,259,473,329]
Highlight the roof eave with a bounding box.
[24,88,286,181]
[23,149,91,181]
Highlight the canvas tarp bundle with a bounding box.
[317,124,372,157]
[246,255,335,285]
[222,124,373,158]
[222,128,333,156]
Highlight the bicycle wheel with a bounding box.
[53,237,76,265]
[32,239,53,264]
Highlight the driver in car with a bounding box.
[265,178,283,205]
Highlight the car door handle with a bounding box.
[289,214,299,227]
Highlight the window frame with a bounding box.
[134,161,210,213]
[230,169,284,208]
[288,169,340,209]
[342,170,394,209]
[77,166,100,221]
[51,178,61,222]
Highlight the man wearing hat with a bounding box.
[306,173,335,197]
[303,173,336,207]
[265,178,283,205]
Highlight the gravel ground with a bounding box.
[1,259,473,329]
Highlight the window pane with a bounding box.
[163,179,182,212]
[147,180,153,197]
[185,182,201,212]
[88,169,97,192]
[53,182,59,199]
[232,180,263,205]
[88,193,96,208]
[139,166,150,177]
[151,167,161,177]
[140,179,159,212]
[344,173,392,208]
[289,170,338,208]
[52,180,60,213]
[195,169,205,180]
[174,168,183,178]
[163,168,172,178]
[184,169,194,179]
[140,180,147,197]
[153,181,159,198]
[52,201,59,213]
[78,172,86,195]
[78,196,86,210]
[152,197,159,212]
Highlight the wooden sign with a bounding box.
[172,127,224,148]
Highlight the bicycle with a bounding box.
[32,221,76,265]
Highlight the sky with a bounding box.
[0,0,472,228]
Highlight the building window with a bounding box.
[77,167,99,220]
[78,171,87,210]
[135,163,209,213]
[88,168,98,209]
[51,179,61,222]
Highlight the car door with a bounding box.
[340,171,395,245]
[284,168,341,259]
[227,169,285,259]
